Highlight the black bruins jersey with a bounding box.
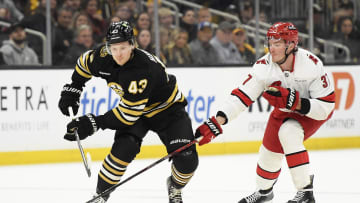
[71,46,186,130]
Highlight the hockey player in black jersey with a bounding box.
[58,21,198,203]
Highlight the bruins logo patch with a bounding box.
[100,46,108,57]
[108,82,124,97]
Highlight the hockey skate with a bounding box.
[238,188,274,203]
[167,176,183,203]
[90,194,107,203]
[92,196,107,203]
[287,175,315,203]
[91,190,109,203]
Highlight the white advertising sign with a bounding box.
[0,66,359,152]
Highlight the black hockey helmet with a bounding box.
[106,21,134,46]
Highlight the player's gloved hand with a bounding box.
[195,116,223,146]
[58,83,83,116]
[262,85,299,111]
[64,114,99,141]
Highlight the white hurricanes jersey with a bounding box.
[221,48,335,122]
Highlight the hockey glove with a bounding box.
[262,86,299,111]
[64,114,99,141]
[195,116,223,146]
[58,83,83,116]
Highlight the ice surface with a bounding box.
[0,149,359,202]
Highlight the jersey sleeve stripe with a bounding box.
[144,83,179,112]
[316,91,335,103]
[117,105,143,116]
[121,97,149,106]
[119,100,146,110]
[75,65,92,78]
[118,109,140,122]
[231,88,254,107]
[112,108,136,125]
[143,102,161,111]
[145,94,184,117]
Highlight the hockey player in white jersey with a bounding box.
[195,22,335,203]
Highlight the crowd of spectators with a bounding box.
[0,0,359,66]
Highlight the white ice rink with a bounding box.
[1,149,360,203]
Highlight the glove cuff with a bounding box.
[86,114,99,133]
[94,115,106,130]
[297,98,310,114]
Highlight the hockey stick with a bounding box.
[86,138,199,203]
[68,107,92,178]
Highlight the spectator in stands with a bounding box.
[0,0,23,22]
[136,29,154,54]
[71,11,92,30]
[21,0,57,34]
[53,6,74,65]
[164,29,192,66]
[332,16,360,63]
[159,7,175,40]
[114,3,134,24]
[231,27,256,64]
[0,5,10,22]
[81,0,106,43]
[146,0,162,19]
[123,0,137,18]
[0,6,10,42]
[197,7,212,23]
[159,26,170,64]
[331,0,359,36]
[180,9,197,42]
[62,0,82,13]
[210,21,243,64]
[189,21,219,65]
[340,0,360,36]
[239,0,253,24]
[20,0,57,63]
[133,12,151,37]
[63,24,95,65]
[0,23,39,65]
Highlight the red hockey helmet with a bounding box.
[266,22,298,46]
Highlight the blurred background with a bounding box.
[0,0,360,66]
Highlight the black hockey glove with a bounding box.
[58,83,83,116]
[64,114,99,141]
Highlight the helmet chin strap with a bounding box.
[276,47,290,65]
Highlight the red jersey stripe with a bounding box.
[231,88,253,107]
[317,91,335,103]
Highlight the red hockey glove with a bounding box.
[262,86,300,111]
[195,116,223,146]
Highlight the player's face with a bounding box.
[268,39,287,63]
[110,41,134,66]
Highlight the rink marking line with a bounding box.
[0,136,359,165]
